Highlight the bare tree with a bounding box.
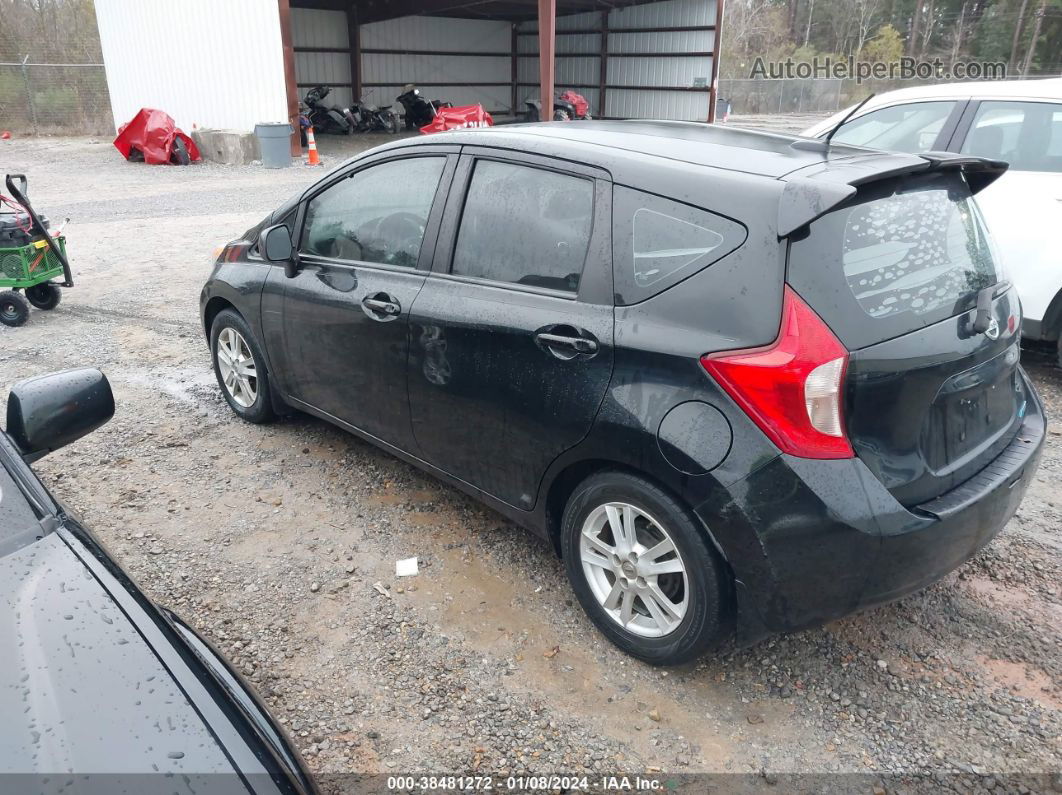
[1009,0,1031,70]
[1020,0,1048,74]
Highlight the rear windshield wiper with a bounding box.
[972,281,1010,333]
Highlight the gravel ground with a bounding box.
[0,121,1059,792]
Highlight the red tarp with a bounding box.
[420,104,493,135]
[114,108,200,165]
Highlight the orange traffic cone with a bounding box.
[305,125,322,166]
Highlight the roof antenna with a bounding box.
[823,92,875,149]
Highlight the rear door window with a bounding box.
[830,101,957,153]
[959,100,1062,172]
[612,187,746,304]
[451,159,594,294]
[788,172,1002,350]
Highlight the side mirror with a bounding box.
[260,224,298,278]
[5,369,115,462]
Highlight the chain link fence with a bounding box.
[0,60,113,136]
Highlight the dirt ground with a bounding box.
[1,126,1060,792]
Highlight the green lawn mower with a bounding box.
[1,174,73,327]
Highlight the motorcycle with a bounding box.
[396,84,452,130]
[350,94,400,134]
[303,85,358,134]
[524,90,592,122]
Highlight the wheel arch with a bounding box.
[202,295,237,339]
[542,458,735,576]
[1042,285,1062,342]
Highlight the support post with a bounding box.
[277,0,301,155]
[598,10,608,119]
[349,5,362,101]
[707,0,724,122]
[21,55,38,135]
[511,23,519,115]
[538,0,556,122]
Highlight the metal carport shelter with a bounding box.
[280,0,724,153]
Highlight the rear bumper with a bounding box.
[705,369,1045,644]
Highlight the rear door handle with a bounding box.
[534,331,599,356]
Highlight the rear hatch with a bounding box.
[787,168,1027,506]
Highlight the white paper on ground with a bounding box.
[395,557,419,577]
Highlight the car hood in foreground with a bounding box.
[0,531,254,792]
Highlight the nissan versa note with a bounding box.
[201,122,1045,665]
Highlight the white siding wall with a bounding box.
[361,17,512,112]
[95,0,288,133]
[518,0,716,121]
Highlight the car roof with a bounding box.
[849,76,1062,103]
[393,120,919,180]
[804,77,1062,135]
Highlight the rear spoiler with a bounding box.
[777,151,1008,237]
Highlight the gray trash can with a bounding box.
[254,122,293,168]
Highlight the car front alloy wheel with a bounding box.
[210,309,274,423]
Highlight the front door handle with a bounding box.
[362,293,401,320]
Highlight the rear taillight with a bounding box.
[700,286,853,459]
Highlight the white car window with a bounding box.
[829,101,956,153]
[960,101,1062,173]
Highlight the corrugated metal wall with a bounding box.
[94,0,288,132]
[361,17,512,112]
[519,0,716,121]
[291,8,353,108]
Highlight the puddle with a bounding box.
[975,655,1062,711]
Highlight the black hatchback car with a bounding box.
[201,122,1045,665]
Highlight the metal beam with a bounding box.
[538,0,555,122]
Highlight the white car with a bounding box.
[803,78,1062,364]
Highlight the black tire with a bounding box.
[210,308,275,423]
[171,136,191,166]
[0,290,29,327]
[553,109,570,122]
[25,282,61,310]
[561,471,730,665]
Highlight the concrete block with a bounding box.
[191,128,260,165]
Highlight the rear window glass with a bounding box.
[613,187,746,305]
[788,173,1001,350]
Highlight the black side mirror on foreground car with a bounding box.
[260,224,298,278]
[5,369,115,462]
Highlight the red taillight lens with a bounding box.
[700,286,853,459]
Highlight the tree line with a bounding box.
[721,0,1062,79]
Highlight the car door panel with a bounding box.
[407,152,615,509]
[263,151,457,448]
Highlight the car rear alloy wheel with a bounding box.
[210,309,274,423]
[562,471,730,665]
[579,502,688,638]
